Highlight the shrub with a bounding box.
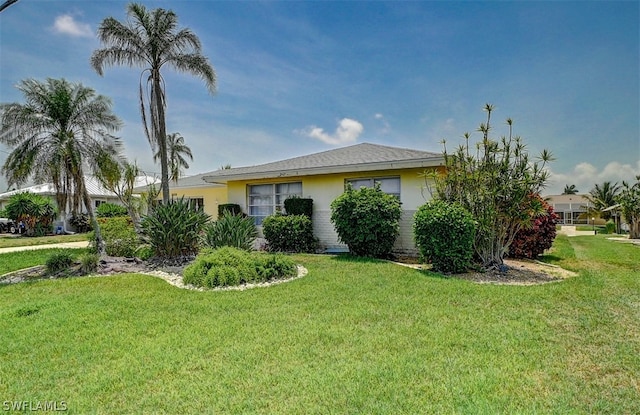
[218,203,243,217]
[46,251,75,275]
[508,194,558,259]
[413,200,476,273]
[89,217,139,257]
[284,197,313,218]
[262,213,317,253]
[96,202,128,218]
[330,184,402,258]
[141,198,210,259]
[183,246,297,288]
[4,192,57,236]
[605,219,616,234]
[78,252,99,274]
[70,213,92,233]
[203,210,257,251]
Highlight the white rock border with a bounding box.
[138,265,308,291]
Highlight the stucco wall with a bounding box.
[226,167,435,254]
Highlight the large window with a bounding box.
[248,182,302,225]
[346,177,400,198]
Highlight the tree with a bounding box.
[0,78,122,254]
[153,132,192,183]
[562,184,579,195]
[617,175,640,239]
[4,192,56,236]
[430,104,553,270]
[91,2,216,204]
[585,181,621,220]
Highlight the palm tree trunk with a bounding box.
[79,176,105,256]
[153,74,170,205]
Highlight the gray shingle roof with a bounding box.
[203,142,443,183]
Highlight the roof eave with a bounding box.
[202,158,444,184]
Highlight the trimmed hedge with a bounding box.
[262,213,317,253]
[414,200,476,273]
[89,216,139,257]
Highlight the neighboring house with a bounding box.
[0,175,156,231]
[545,194,594,225]
[200,143,444,253]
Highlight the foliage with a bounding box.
[218,203,243,217]
[585,181,621,220]
[413,200,476,273]
[92,2,216,204]
[616,175,640,239]
[429,104,552,270]
[78,252,99,274]
[330,184,402,258]
[562,184,579,195]
[508,194,558,259]
[0,78,123,254]
[141,197,209,259]
[69,213,92,233]
[45,251,75,275]
[605,220,616,235]
[203,210,257,251]
[3,192,56,236]
[96,202,128,218]
[153,132,193,183]
[182,246,296,288]
[284,196,313,218]
[89,217,139,257]
[263,213,317,253]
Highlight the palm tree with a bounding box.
[91,2,216,204]
[585,181,621,220]
[562,184,579,195]
[153,132,192,183]
[0,78,123,254]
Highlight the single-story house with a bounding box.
[545,194,594,225]
[0,175,157,231]
[167,143,444,253]
[161,173,228,219]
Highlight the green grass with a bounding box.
[0,233,88,249]
[0,248,88,275]
[0,237,638,413]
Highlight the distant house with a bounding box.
[545,194,594,225]
[0,176,156,231]
[183,142,445,253]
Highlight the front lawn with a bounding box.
[0,235,638,413]
[0,233,88,249]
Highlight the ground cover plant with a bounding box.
[0,235,638,413]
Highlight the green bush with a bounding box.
[89,217,139,257]
[96,202,128,218]
[330,184,402,258]
[218,203,243,217]
[4,192,57,236]
[141,198,210,259]
[203,210,257,251]
[414,200,476,273]
[605,219,616,234]
[183,246,297,288]
[284,197,313,218]
[78,252,99,274]
[262,213,317,253]
[46,251,75,275]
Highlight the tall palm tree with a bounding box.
[562,184,579,195]
[153,132,192,183]
[91,2,216,204]
[0,78,123,254]
[585,181,621,220]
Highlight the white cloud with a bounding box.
[303,118,364,146]
[52,15,93,38]
[546,160,640,195]
[374,113,391,134]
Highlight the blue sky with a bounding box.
[1,0,638,195]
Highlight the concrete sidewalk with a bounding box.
[557,226,596,237]
[0,241,89,254]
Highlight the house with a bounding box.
[163,173,228,219]
[199,143,444,253]
[0,175,157,231]
[545,194,594,225]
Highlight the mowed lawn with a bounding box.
[0,235,638,414]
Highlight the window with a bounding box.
[188,198,204,212]
[346,177,400,198]
[94,200,107,208]
[248,182,302,225]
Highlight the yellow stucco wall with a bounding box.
[226,167,437,253]
[167,186,228,219]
